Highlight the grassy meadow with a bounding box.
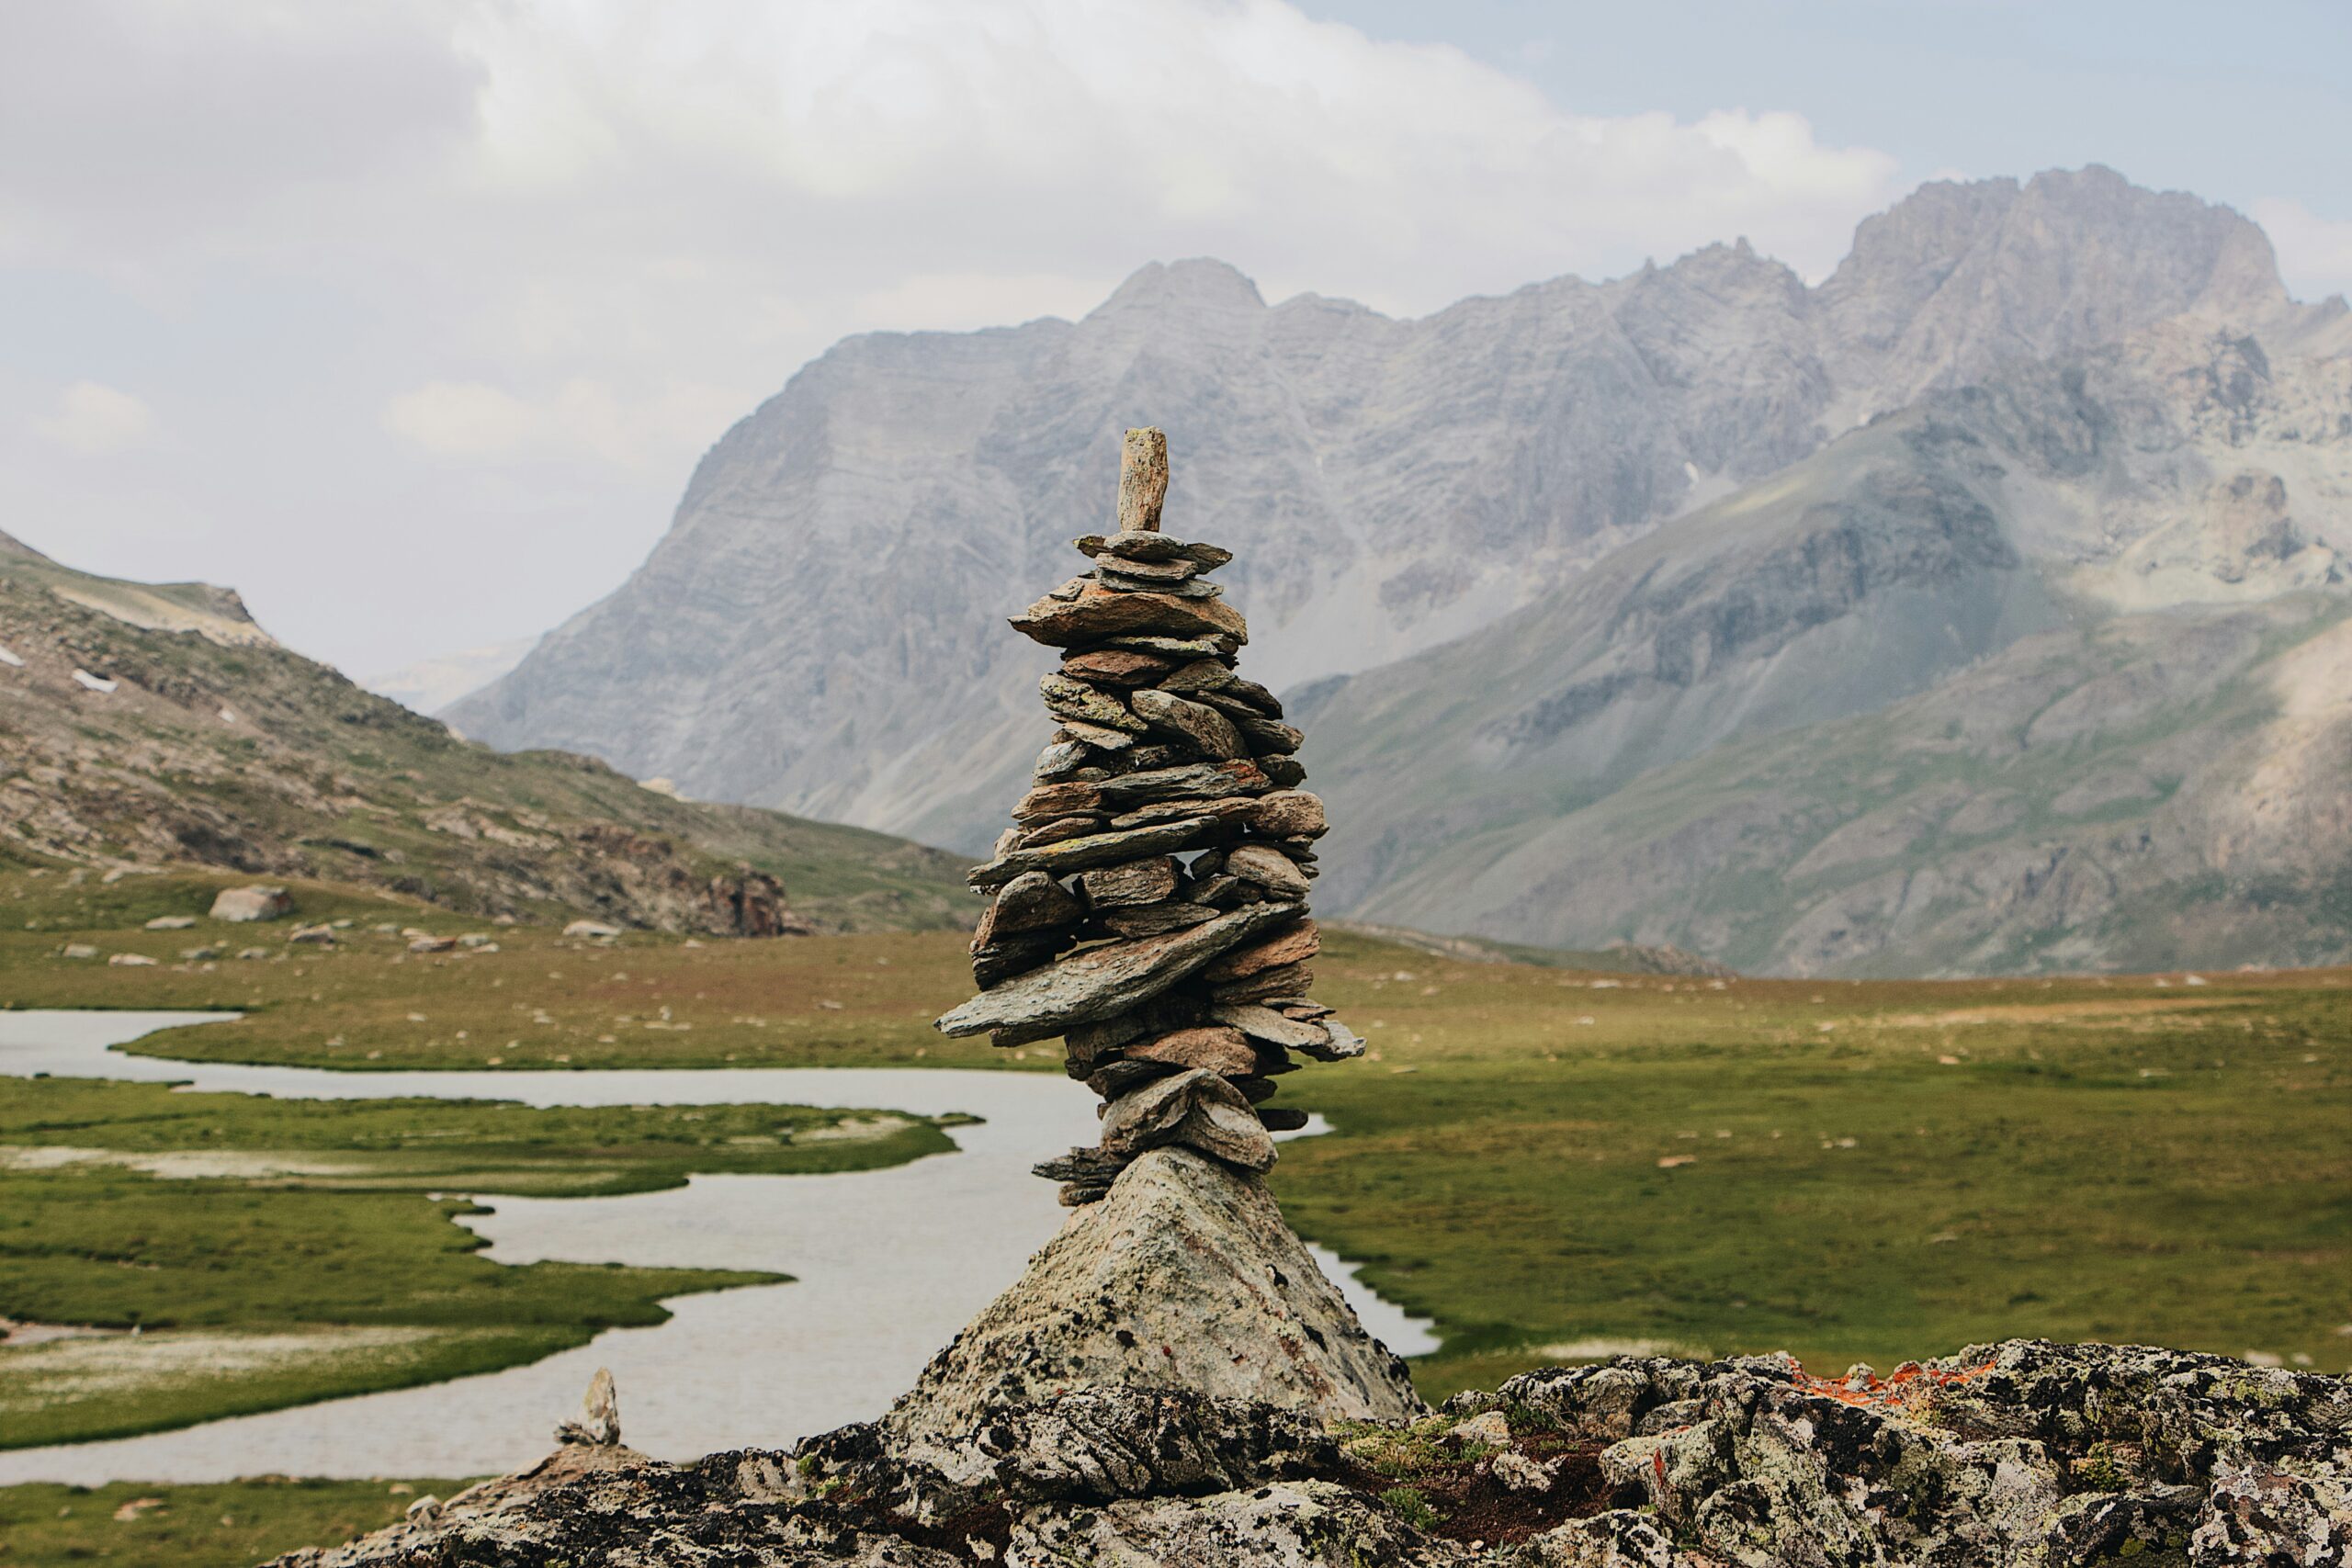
[3,863,2346,1393]
[2,861,2346,1558]
[0,866,980,1072]
[1275,950,2349,1397]
[0,1477,472,1568]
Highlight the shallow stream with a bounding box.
[0,1010,1435,1483]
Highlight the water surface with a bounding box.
[0,1010,1435,1483]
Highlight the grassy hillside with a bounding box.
[0,545,972,935]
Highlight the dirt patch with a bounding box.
[0,1326,454,1410]
[797,1114,917,1144]
[0,1319,130,1348]
[1526,1337,1691,1361]
[0,1145,380,1180]
[1869,997,2245,1029]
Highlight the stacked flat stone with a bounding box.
[935,427,1363,1205]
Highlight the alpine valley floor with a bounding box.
[5,865,2344,1392]
[1,868,2346,1564]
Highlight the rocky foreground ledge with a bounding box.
[267,1338,2347,1567]
[267,1152,2348,1567]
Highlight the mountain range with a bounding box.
[433,166,2351,973]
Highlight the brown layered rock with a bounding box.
[1011,580,1249,649]
[1132,685,1246,759]
[1077,855,1179,908]
[1125,1026,1257,1075]
[935,427,1362,1202]
[1206,920,1321,980]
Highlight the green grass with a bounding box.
[0,1477,473,1567]
[0,866,1014,1073]
[0,1074,953,1448]
[0,1076,956,1196]
[1271,938,2352,1398]
[3,869,2346,1423]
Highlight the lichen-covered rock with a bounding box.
[261,1440,969,1567]
[1505,1511,1688,1566]
[2191,1458,2352,1565]
[974,1386,1339,1503]
[1010,1480,1451,1567]
[273,1341,2347,1567]
[885,1147,1423,1451]
[1480,1339,2352,1568]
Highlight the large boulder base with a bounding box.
[886,1146,1424,1450]
[270,1341,2349,1567]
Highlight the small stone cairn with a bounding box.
[936,428,1362,1204]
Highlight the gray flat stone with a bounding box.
[935,900,1303,1037]
[967,818,1216,889]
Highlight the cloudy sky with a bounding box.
[6,0,2346,683]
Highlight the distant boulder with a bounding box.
[209,885,293,922]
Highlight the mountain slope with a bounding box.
[1302,325,2350,973]
[0,547,971,934]
[1335,594,2350,976]
[450,168,2323,861]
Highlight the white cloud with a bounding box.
[34,381,154,456]
[0,0,1911,671]
[6,1,1905,318]
[383,377,743,468]
[851,271,1118,334]
[2251,197,2352,301]
[458,0,1898,295]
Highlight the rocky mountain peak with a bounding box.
[1092,257,1270,321]
[1817,164,2296,412]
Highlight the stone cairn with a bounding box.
[936,428,1362,1204]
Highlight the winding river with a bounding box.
[0,1011,1435,1484]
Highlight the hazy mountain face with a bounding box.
[1303,329,2350,973]
[449,166,2352,973]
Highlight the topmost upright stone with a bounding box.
[1116,426,1169,533]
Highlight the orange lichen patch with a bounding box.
[1789,1360,1996,1410]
